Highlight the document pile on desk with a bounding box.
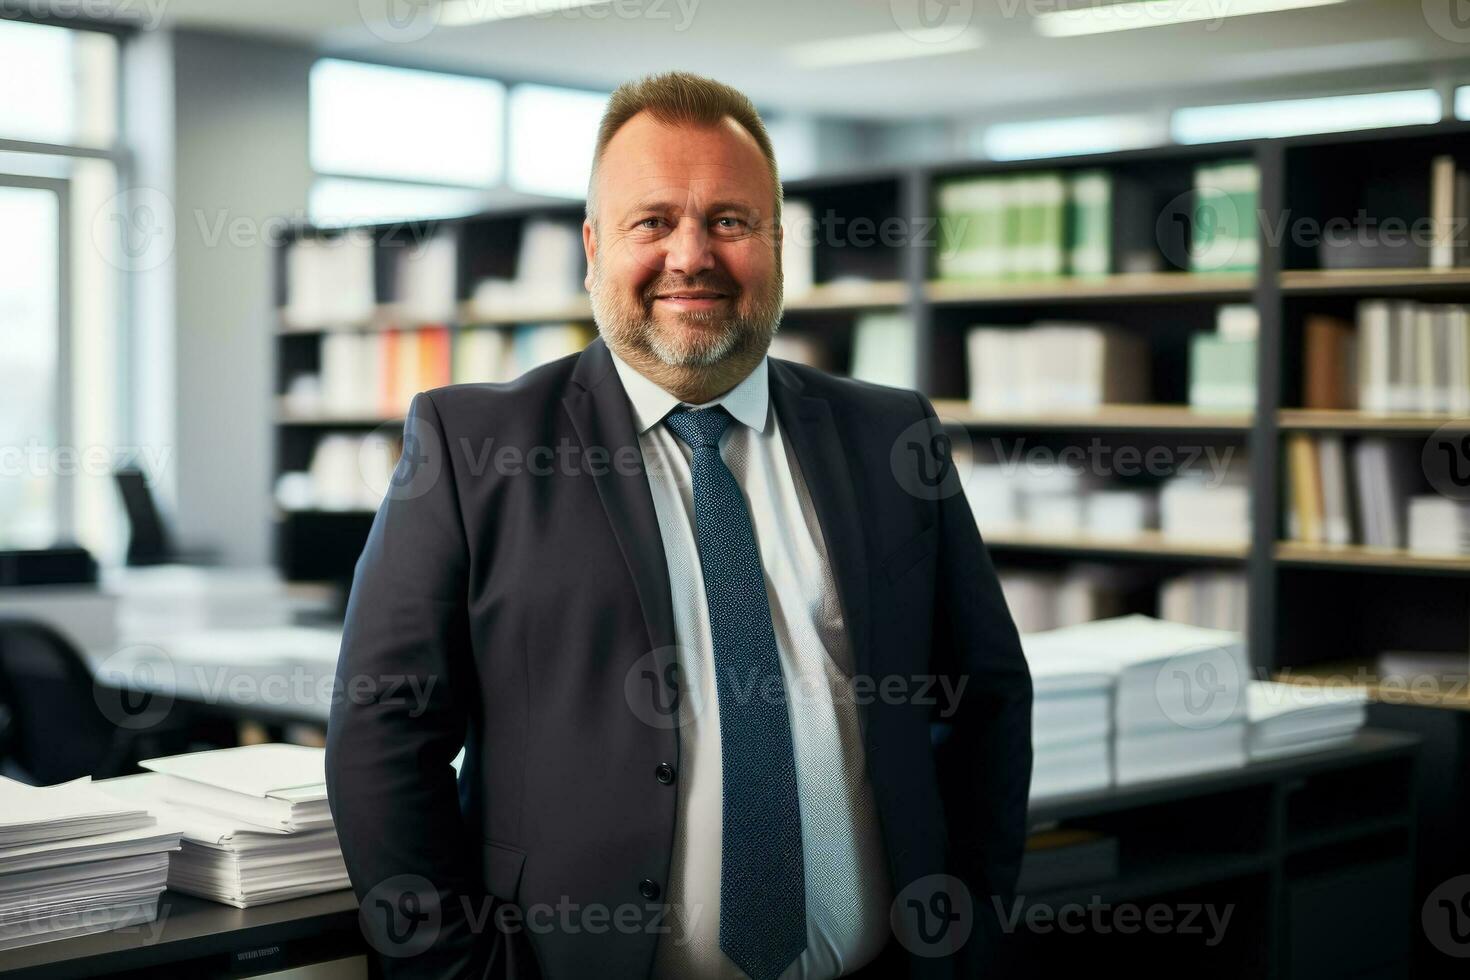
[101,564,303,635]
[0,777,181,950]
[1023,615,1252,795]
[1246,680,1368,760]
[1024,646,1112,799]
[99,744,348,908]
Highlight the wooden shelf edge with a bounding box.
[930,400,1253,430]
[1276,541,1470,572]
[1281,267,1470,292]
[1272,660,1470,712]
[926,271,1255,304]
[783,280,909,311]
[1278,409,1470,432]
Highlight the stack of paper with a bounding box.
[1022,644,1113,800]
[97,745,347,908]
[101,564,300,635]
[101,774,347,908]
[0,777,180,951]
[1246,681,1367,761]
[1024,615,1250,786]
[142,744,333,833]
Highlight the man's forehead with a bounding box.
[597,114,770,205]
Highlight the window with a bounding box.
[507,84,609,199]
[0,20,117,147]
[1455,86,1470,121]
[0,21,123,558]
[310,59,505,187]
[1171,90,1442,144]
[981,114,1164,161]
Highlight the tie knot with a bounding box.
[664,405,732,449]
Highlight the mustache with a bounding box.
[642,276,741,302]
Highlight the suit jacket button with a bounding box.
[655,763,675,785]
[639,879,661,901]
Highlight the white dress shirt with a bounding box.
[608,349,893,980]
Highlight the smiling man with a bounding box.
[326,71,1032,980]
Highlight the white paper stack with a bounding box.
[283,235,376,330]
[0,777,180,951]
[140,744,333,834]
[100,767,349,909]
[1022,643,1114,800]
[1246,681,1368,761]
[1024,615,1249,786]
[101,564,300,636]
[1159,468,1252,547]
[1407,496,1470,557]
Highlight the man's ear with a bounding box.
[582,218,597,292]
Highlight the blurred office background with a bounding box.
[3,0,1470,975]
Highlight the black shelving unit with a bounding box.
[1017,730,1419,979]
[271,120,1470,676]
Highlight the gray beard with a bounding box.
[588,260,783,369]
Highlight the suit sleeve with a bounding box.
[913,392,1033,973]
[325,391,489,978]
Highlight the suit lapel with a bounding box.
[562,341,876,740]
[562,339,678,663]
[768,359,875,739]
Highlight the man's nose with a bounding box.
[662,215,716,276]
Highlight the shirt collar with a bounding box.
[608,346,770,436]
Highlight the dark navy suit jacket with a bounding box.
[325,336,1033,979]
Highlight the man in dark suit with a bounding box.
[326,71,1032,980]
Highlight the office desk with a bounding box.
[87,627,344,726]
[0,890,362,979]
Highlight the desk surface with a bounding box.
[0,890,359,978]
[0,731,1420,975]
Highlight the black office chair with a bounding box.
[0,618,145,785]
[112,467,219,566]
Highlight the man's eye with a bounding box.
[637,217,664,230]
[714,217,747,230]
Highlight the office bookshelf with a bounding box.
[271,120,1470,700]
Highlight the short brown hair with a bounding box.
[585,71,781,229]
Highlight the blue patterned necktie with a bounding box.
[663,405,807,980]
